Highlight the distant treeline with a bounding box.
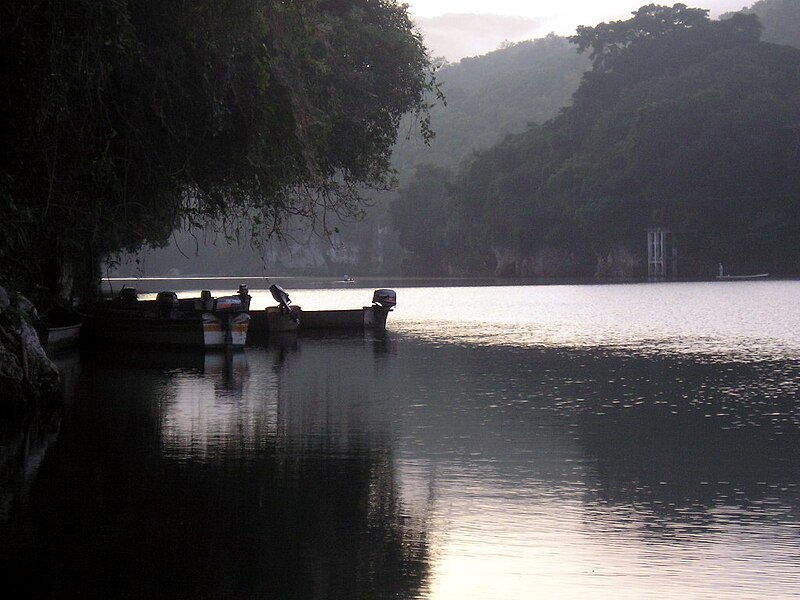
[390,1,800,278]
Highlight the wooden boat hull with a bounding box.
[250,305,390,335]
[42,323,83,353]
[202,312,250,347]
[299,306,390,330]
[83,309,249,349]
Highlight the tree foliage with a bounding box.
[570,3,713,72]
[0,0,436,304]
[388,164,454,275]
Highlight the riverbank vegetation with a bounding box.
[391,2,800,278]
[0,0,438,308]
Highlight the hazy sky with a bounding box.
[407,0,752,30]
[405,0,753,60]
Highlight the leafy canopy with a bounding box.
[0,0,437,303]
[570,3,712,71]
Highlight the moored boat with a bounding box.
[716,263,769,280]
[79,286,251,349]
[249,286,396,335]
[715,273,769,280]
[37,307,84,354]
[41,322,83,354]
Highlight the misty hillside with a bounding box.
[390,2,800,279]
[393,34,590,172]
[394,0,800,175]
[722,0,800,48]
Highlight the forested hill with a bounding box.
[391,2,800,279]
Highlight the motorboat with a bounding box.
[250,287,396,334]
[78,285,251,349]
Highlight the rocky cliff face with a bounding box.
[489,246,582,278]
[486,244,644,278]
[593,245,644,279]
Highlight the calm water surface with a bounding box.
[2,280,799,599]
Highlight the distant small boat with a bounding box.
[339,274,356,283]
[716,273,769,280]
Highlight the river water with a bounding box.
[2,279,799,599]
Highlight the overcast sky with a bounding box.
[405,0,754,60]
[406,0,751,26]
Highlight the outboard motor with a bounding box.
[156,291,179,318]
[270,283,300,324]
[214,295,243,312]
[237,284,251,311]
[372,289,397,310]
[200,290,213,311]
[118,286,138,304]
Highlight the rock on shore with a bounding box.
[0,286,60,407]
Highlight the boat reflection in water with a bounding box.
[156,339,429,599]
[0,336,429,599]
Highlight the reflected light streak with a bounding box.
[160,353,280,461]
[410,475,800,599]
